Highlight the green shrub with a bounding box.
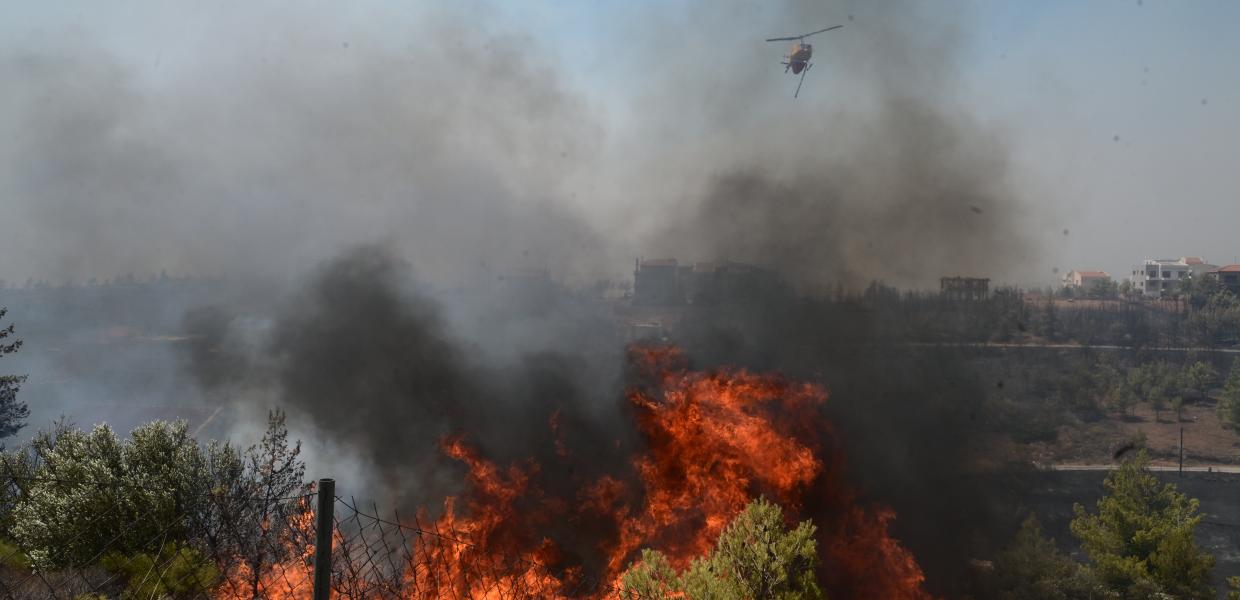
[100,544,217,599]
[0,538,31,569]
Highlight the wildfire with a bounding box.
[213,495,318,600]
[220,344,932,599]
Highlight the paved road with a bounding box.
[1044,463,1240,474]
[909,341,1240,354]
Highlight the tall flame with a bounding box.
[219,344,932,598]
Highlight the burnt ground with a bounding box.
[1026,470,1240,598]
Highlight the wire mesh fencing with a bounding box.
[325,495,612,599]
[0,469,318,600]
[0,473,617,599]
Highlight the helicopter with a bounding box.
[765,25,842,98]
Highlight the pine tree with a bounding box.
[1071,451,1215,598]
[1185,361,1219,400]
[988,515,1101,600]
[1219,358,1240,431]
[0,308,29,445]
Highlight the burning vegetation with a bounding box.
[220,344,933,598]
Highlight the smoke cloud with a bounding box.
[4,0,1053,596]
[190,244,632,509]
[0,13,610,287]
[613,0,1035,289]
[1,0,1044,289]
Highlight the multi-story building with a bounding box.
[1131,258,1202,297]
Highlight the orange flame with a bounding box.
[217,344,933,598]
[213,495,317,600]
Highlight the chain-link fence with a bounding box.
[0,470,316,600]
[0,474,617,599]
[324,492,612,599]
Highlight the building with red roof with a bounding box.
[1207,265,1240,295]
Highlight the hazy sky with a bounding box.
[3,0,1238,287]
[962,1,1240,282]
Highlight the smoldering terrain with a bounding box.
[1,0,1056,596]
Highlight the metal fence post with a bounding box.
[313,478,335,600]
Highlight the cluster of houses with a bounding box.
[1062,257,1240,298]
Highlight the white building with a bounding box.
[1130,257,1212,297]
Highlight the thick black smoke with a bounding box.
[671,296,1034,597]
[191,245,634,508]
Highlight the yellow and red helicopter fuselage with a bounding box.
[785,42,813,74]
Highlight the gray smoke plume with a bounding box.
[0,0,1044,288]
[0,14,611,287]
[660,99,1025,289]
[188,244,632,508]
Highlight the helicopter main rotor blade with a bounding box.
[765,25,841,42]
[801,25,843,38]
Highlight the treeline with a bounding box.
[974,348,1240,450]
[0,279,221,341]
[845,278,1240,348]
[0,271,200,291]
[1031,353,1240,425]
